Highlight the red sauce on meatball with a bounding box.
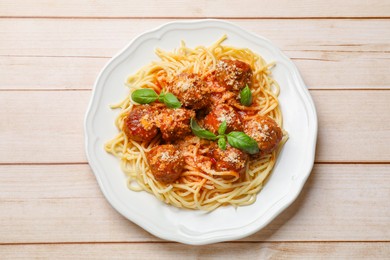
[146,144,185,184]
[214,59,253,92]
[155,108,195,142]
[123,105,159,142]
[203,104,243,133]
[212,145,248,174]
[166,73,210,109]
[243,116,283,154]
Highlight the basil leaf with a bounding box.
[157,92,165,103]
[218,137,227,150]
[131,89,158,104]
[160,92,181,109]
[218,121,227,135]
[190,118,218,140]
[240,85,252,106]
[226,131,259,154]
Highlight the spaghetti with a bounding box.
[105,35,287,211]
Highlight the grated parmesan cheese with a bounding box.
[177,80,192,91]
[160,152,170,161]
[160,151,179,162]
[223,151,240,163]
[246,120,270,141]
[217,110,234,124]
[140,114,154,130]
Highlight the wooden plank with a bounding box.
[0,164,389,243]
[1,0,389,18]
[1,52,389,90]
[0,91,88,163]
[0,56,106,90]
[1,242,389,259]
[0,19,388,57]
[312,90,390,162]
[1,19,388,89]
[0,90,389,163]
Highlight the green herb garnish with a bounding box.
[131,88,181,109]
[218,137,227,150]
[190,118,218,140]
[158,92,181,109]
[240,84,252,106]
[190,119,259,154]
[226,131,259,154]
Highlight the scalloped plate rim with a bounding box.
[84,19,318,245]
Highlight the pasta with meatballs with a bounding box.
[105,35,287,211]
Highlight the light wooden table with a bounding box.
[1,1,390,258]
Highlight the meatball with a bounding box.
[212,145,248,174]
[147,145,185,184]
[123,105,158,142]
[166,73,210,109]
[214,59,253,92]
[155,108,195,142]
[243,116,283,154]
[203,104,243,133]
[209,91,236,107]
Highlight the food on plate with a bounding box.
[214,59,253,92]
[146,144,185,184]
[156,107,195,142]
[244,115,283,155]
[166,73,210,109]
[105,36,288,210]
[122,105,159,142]
[203,104,243,134]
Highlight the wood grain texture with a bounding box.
[312,90,390,162]
[0,56,105,90]
[1,242,389,259]
[0,90,389,163]
[1,19,388,89]
[1,0,390,18]
[1,0,389,258]
[0,91,88,163]
[0,19,388,56]
[0,164,389,243]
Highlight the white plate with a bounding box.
[84,19,317,245]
